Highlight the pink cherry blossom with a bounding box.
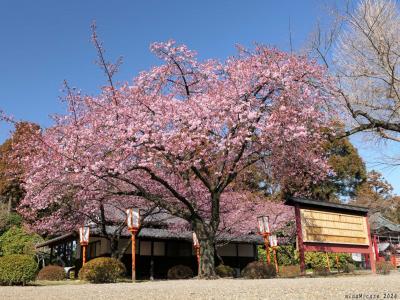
[11,40,333,276]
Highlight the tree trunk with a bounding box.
[109,237,120,259]
[198,237,216,278]
[194,221,217,278]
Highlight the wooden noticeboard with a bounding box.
[300,209,369,245]
[285,197,376,274]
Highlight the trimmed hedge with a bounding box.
[0,254,38,285]
[78,257,126,283]
[0,226,43,256]
[257,246,353,269]
[167,265,194,279]
[37,265,65,281]
[258,245,298,266]
[216,264,235,278]
[241,261,276,279]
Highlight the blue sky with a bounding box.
[1,0,399,193]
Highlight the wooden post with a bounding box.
[325,252,331,272]
[150,241,154,281]
[82,245,87,265]
[373,235,379,261]
[365,216,376,273]
[130,229,137,281]
[295,204,306,275]
[335,255,339,273]
[50,245,54,264]
[263,234,271,264]
[273,247,279,273]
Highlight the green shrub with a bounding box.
[279,265,301,278]
[304,252,352,270]
[258,245,299,266]
[313,266,330,276]
[0,211,22,236]
[343,263,356,274]
[241,261,276,279]
[0,226,43,256]
[167,265,194,279]
[0,254,38,285]
[376,261,394,275]
[216,264,235,278]
[36,265,65,281]
[78,257,126,283]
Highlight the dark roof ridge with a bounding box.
[285,197,369,214]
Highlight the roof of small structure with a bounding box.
[36,225,263,248]
[369,212,400,234]
[285,197,369,215]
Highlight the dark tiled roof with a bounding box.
[369,212,400,233]
[92,225,263,243]
[36,232,76,248]
[285,197,369,215]
[36,226,263,248]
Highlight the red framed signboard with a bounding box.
[286,197,376,274]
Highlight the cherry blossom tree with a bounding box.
[10,38,333,277]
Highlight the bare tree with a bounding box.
[310,0,400,142]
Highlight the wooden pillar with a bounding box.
[236,243,239,269]
[130,230,137,281]
[325,252,331,272]
[335,255,339,272]
[366,216,376,273]
[150,241,154,280]
[373,235,379,261]
[273,248,279,273]
[295,204,306,275]
[264,234,271,264]
[50,245,54,264]
[82,245,87,265]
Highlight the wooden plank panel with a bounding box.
[300,209,369,245]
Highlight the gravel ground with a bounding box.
[1,272,399,300]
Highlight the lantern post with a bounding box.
[335,255,340,273]
[192,232,200,273]
[79,226,90,265]
[325,252,331,272]
[257,216,271,264]
[126,208,140,282]
[269,234,279,273]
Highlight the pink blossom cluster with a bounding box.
[15,41,332,237]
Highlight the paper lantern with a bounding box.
[126,208,140,230]
[257,216,270,234]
